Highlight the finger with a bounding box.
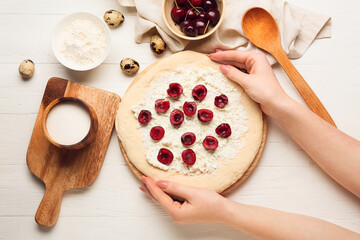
[209,50,255,64]
[142,176,176,212]
[139,185,157,203]
[220,65,250,89]
[156,180,196,201]
[211,59,247,70]
[140,185,155,202]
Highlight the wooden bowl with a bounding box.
[162,0,225,40]
[42,97,98,150]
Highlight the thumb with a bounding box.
[220,65,250,89]
[156,180,195,200]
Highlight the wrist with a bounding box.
[216,198,241,225]
[262,93,294,119]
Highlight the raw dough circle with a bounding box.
[116,51,263,193]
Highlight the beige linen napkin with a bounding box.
[118,0,331,63]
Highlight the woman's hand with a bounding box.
[140,177,360,240]
[209,50,360,198]
[208,50,290,116]
[137,50,360,239]
[139,176,228,225]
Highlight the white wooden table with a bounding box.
[0,0,359,239]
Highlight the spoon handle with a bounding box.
[272,49,336,127]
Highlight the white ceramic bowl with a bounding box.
[52,12,111,71]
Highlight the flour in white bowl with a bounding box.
[132,67,248,175]
[58,18,106,66]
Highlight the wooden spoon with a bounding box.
[242,7,336,127]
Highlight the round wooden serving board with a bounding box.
[117,55,268,195]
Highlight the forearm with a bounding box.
[211,50,359,196]
[220,199,360,240]
[268,97,360,197]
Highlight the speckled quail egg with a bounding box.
[104,10,124,28]
[120,58,139,75]
[150,35,167,55]
[18,59,35,79]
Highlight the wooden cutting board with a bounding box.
[117,58,268,195]
[26,77,121,227]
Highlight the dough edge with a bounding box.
[115,51,263,193]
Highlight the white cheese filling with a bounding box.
[132,67,248,175]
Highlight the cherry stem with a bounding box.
[195,7,204,12]
[174,0,178,8]
[204,20,210,34]
[188,0,201,13]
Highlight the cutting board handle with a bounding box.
[35,185,65,227]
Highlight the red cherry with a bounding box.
[157,148,174,164]
[182,149,196,165]
[171,7,185,24]
[167,83,183,98]
[203,0,217,10]
[138,110,151,124]
[185,8,197,21]
[197,12,208,21]
[181,132,196,145]
[198,109,213,122]
[190,0,203,7]
[206,8,220,26]
[180,20,192,32]
[214,94,228,108]
[170,109,185,126]
[203,136,218,150]
[183,101,197,116]
[194,18,208,35]
[192,84,207,101]
[183,22,198,37]
[150,126,165,140]
[155,99,170,113]
[216,123,232,138]
[175,0,188,7]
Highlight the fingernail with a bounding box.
[215,48,222,52]
[139,186,145,192]
[207,53,213,58]
[220,65,230,74]
[156,180,168,189]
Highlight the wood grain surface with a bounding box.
[1,0,360,239]
[26,77,121,227]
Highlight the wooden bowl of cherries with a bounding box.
[162,0,225,40]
